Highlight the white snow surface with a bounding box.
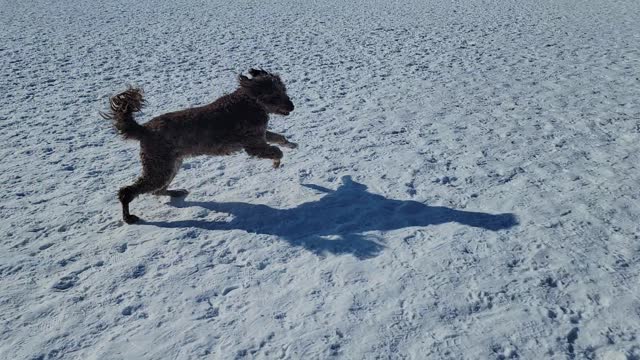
[1,0,640,359]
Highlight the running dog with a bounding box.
[102,69,297,224]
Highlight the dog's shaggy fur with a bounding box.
[102,69,297,224]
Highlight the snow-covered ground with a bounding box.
[1,0,640,358]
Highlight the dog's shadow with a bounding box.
[146,176,518,259]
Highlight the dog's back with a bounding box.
[142,93,269,157]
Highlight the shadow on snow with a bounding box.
[145,176,518,259]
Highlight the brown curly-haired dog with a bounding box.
[102,69,297,224]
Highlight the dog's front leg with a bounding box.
[245,143,284,168]
[266,131,298,149]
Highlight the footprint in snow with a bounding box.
[124,264,146,279]
[115,243,128,253]
[52,274,78,291]
[222,286,239,296]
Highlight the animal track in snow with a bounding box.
[221,286,239,296]
[52,274,78,291]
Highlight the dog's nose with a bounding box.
[287,100,294,111]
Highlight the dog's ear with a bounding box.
[249,68,268,77]
[238,74,251,87]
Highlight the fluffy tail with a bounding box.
[101,87,147,140]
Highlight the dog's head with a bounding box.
[239,69,294,115]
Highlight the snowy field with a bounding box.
[1,0,640,358]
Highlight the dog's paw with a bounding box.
[124,214,141,224]
[167,189,189,197]
[273,159,281,168]
[283,142,298,149]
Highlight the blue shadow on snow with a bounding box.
[146,176,518,259]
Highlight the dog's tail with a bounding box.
[101,87,147,141]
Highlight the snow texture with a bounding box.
[1,0,640,359]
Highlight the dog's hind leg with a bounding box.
[118,152,180,224]
[152,158,189,198]
[119,179,159,224]
[155,188,189,197]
